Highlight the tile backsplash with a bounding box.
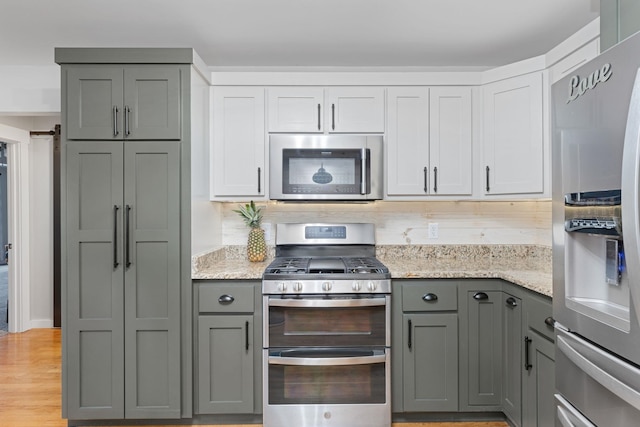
[221,200,551,247]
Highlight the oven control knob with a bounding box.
[277,282,287,292]
[352,281,362,291]
[322,281,333,291]
[293,282,303,292]
[367,281,377,291]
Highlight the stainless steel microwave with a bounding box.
[269,134,383,201]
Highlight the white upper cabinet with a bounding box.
[324,87,385,133]
[482,72,544,196]
[387,86,472,197]
[429,87,473,195]
[211,86,266,198]
[267,87,385,133]
[387,87,430,195]
[267,87,324,132]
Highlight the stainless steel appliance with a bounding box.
[552,32,640,426]
[262,223,391,427]
[269,134,383,201]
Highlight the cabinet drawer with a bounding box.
[525,294,554,341]
[199,283,255,313]
[402,282,457,311]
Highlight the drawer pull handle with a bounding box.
[473,292,488,301]
[408,319,412,350]
[505,297,518,307]
[218,294,235,304]
[545,316,556,327]
[422,293,438,302]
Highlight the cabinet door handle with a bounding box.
[112,106,119,137]
[124,106,131,137]
[257,167,262,193]
[331,103,335,130]
[317,103,321,130]
[113,205,120,269]
[217,294,235,304]
[423,167,428,193]
[408,319,412,350]
[473,292,488,301]
[545,316,556,327]
[125,205,131,268]
[505,297,518,307]
[433,166,438,193]
[422,293,438,302]
[245,321,250,351]
[486,166,490,192]
[524,336,533,371]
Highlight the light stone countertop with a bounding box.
[192,244,553,298]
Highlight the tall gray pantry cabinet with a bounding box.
[56,49,193,421]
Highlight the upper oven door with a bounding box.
[269,134,383,201]
[264,294,390,348]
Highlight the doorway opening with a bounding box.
[0,142,7,333]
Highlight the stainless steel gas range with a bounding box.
[262,223,391,427]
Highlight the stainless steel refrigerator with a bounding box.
[552,32,640,426]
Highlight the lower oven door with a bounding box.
[264,294,390,348]
[263,347,390,427]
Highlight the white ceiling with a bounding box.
[1,0,600,69]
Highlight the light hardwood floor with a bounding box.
[0,329,508,427]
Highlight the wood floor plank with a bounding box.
[0,329,507,427]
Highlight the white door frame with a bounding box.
[0,123,30,333]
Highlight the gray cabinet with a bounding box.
[522,293,555,427]
[65,141,182,419]
[393,280,458,412]
[459,281,503,411]
[58,50,191,422]
[65,65,181,140]
[502,291,523,427]
[195,281,262,415]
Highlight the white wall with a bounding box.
[190,68,222,255]
[28,135,53,327]
[0,66,60,114]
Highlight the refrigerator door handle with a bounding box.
[621,67,640,327]
[557,332,640,412]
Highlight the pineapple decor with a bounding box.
[234,200,267,262]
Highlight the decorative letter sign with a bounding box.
[567,63,613,103]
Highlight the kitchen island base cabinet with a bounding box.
[194,281,262,415]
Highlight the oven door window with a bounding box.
[267,297,387,347]
[282,148,370,195]
[267,348,387,405]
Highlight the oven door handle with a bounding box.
[268,354,386,366]
[268,298,387,308]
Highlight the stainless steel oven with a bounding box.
[262,223,391,427]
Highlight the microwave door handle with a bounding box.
[622,67,640,327]
[361,148,367,194]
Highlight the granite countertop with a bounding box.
[192,244,553,298]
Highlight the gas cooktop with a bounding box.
[264,256,389,276]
